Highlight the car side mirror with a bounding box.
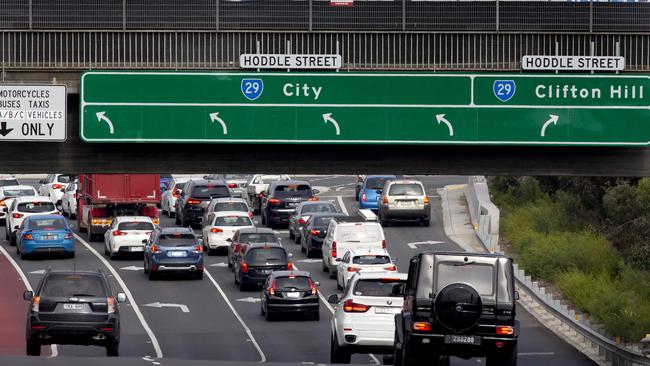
[38,179,46,184]
[14,226,19,230]
[288,253,293,258]
[514,291,520,301]
[392,283,406,297]
[116,293,127,303]
[327,294,339,304]
[376,189,383,194]
[335,258,342,262]
[142,239,148,244]
[313,189,320,195]
[226,238,233,243]
[314,281,321,287]
[60,188,66,193]
[2,207,7,212]
[23,290,34,301]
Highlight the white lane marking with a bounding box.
[29,269,46,274]
[120,265,144,271]
[236,297,261,303]
[336,196,350,216]
[74,234,163,358]
[142,302,190,313]
[0,245,58,357]
[407,241,445,249]
[209,262,228,267]
[204,269,267,363]
[518,352,556,356]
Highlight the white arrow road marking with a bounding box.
[407,240,446,249]
[209,112,228,135]
[142,302,190,313]
[540,114,560,137]
[209,262,228,267]
[236,297,261,303]
[296,259,322,263]
[322,113,341,135]
[96,111,115,135]
[120,265,144,271]
[29,269,46,274]
[435,114,454,137]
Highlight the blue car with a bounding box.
[358,175,397,212]
[16,215,74,259]
[143,226,204,280]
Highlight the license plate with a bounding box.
[398,200,415,206]
[286,292,300,299]
[43,235,56,241]
[130,246,143,252]
[168,251,187,257]
[287,202,298,207]
[375,307,401,314]
[445,335,481,345]
[63,303,84,310]
[258,269,271,274]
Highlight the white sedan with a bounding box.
[336,249,396,290]
[0,185,38,225]
[202,211,255,255]
[38,174,74,210]
[328,273,407,364]
[103,216,155,259]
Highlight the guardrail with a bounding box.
[465,176,650,366]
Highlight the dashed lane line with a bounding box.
[74,234,163,358]
[336,196,350,216]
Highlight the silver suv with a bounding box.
[377,180,429,226]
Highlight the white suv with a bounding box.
[328,272,407,364]
[321,217,386,279]
[4,196,59,245]
[201,211,255,254]
[336,249,397,290]
[103,216,155,259]
[377,179,430,227]
[38,174,75,210]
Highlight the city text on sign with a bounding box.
[239,54,341,70]
[0,85,67,141]
[522,56,625,71]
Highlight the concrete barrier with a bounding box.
[465,176,500,253]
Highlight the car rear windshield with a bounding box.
[388,183,424,196]
[42,274,107,298]
[436,262,494,296]
[214,215,252,227]
[246,247,287,264]
[18,201,55,213]
[261,176,285,184]
[313,216,336,226]
[274,276,311,291]
[159,233,196,247]
[337,225,383,243]
[353,279,405,297]
[214,202,248,212]
[365,177,392,190]
[191,185,230,199]
[239,233,277,243]
[353,255,390,265]
[29,218,67,230]
[57,175,74,183]
[174,182,186,191]
[301,203,336,214]
[0,179,19,187]
[118,221,154,231]
[273,184,312,198]
[224,174,248,180]
[3,188,35,197]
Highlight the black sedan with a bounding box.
[260,270,320,321]
[288,201,339,244]
[233,242,292,290]
[300,212,347,258]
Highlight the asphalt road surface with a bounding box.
[0,175,596,366]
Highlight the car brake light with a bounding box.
[52,184,64,190]
[248,212,253,218]
[0,199,5,207]
[287,261,294,270]
[268,198,281,205]
[210,228,223,233]
[347,267,360,272]
[382,239,386,249]
[310,279,318,295]
[228,183,237,188]
[72,193,76,199]
[234,243,241,252]
[31,325,47,330]
[151,245,161,253]
[241,262,248,273]
[308,197,319,201]
[332,241,337,258]
[107,297,116,314]
[24,234,34,240]
[112,230,127,236]
[188,198,201,205]
[268,279,276,296]
[361,193,367,202]
[65,232,73,240]
[383,196,389,205]
[496,326,514,335]
[298,216,308,225]
[413,321,431,332]
[379,277,401,283]
[343,299,371,313]
[424,196,429,204]
[12,213,23,219]
[32,296,40,312]
[310,229,321,235]
[193,245,203,254]
[384,265,397,271]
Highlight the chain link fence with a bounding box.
[0,0,649,32]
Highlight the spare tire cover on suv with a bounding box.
[434,283,483,332]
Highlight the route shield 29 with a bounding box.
[493,80,516,102]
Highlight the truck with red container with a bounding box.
[76,174,160,242]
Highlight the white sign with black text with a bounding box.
[522,55,625,71]
[239,54,342,70]
[0,85,66,141]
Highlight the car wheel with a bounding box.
[104,243,110,256]
[322,258,329,272]
[175,214,181,226]
[264,306,274,321]
[169,210,175,218]
[337,278,343,290]
[143,260,149,274]
[329,268,336,279]
[330,333,351,364]
[234,270,240,285]
[238,277,247,291]
[5,227,9,240]
[19,250,27,260]
[486,343,517,366]
[261,212,266,225]
[383,354,395,365]
[68,251,75,259]
[148,270,157,281]
[227,254,233,268]
[10,232,16,246]
[401,339,424,366]
[288,228,295,240]
[26,339,41,356]
[311,311,320,321]
[393,330,403,366]
[294,234,300,244]
[195,271,204,280]
[105,341,119,357]
[420,219,430,227]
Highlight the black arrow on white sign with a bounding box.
[0,122,13,137]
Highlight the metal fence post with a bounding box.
[122,0,127,30]
[402,0,406,31]
[496,0,500,32]
[309,0,313,32]
[216,0,220,31]
[28,0,33,29]
[589,1,593,33]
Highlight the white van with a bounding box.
[321,216,386,279]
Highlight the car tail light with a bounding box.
[268,280,276,296]
[98,327,114,332]
[413,321,431,332]
[64,232,73,240]
[241,262,248,273]
[298,216,308,225]
[72,193,76,199]
[309,279,318,295]
[32,296,40,312]
[210,228,223,233]
[382,240,386,249]
[287,261,294,270]
[331,241,337,258]
[31,325,47,330]
[193,245,203,254]
[12,213,23,219]
[308,197,319,201]
[258,192,265,198]
[52,184,64,190]
[188,198,201,205]
[234,243,242,253]
[310,229,321,235]
[496,326,514,336]
[383,196,389,205]
[268,198,281,205]
[112,230,127,236]
[357,175,364,182]
[343,299,371,313]
[0,199,5,207]
[151,245,161,254]
[424,196,429,204]
[107,297,116,314]
[347,267,360,272]
[379,277,401,283]
[248,212,253,218]
[228,183,237,189]
[361,193,367,202]
[24,234,34,240]
[384,265,397,271]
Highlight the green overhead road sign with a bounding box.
[80,72,650,146]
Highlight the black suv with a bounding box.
[260,180,318,229]
[394,252,519,366]
[23,270,126,357]
[175,178,231,227]
[233,242,293,290]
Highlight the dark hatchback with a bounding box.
[261,180,318,229]
[233,243,293,290]
[144,227,204,280]
[24,270,126,357]
[300,212,347,258]
[175,179,231,227]
[227,227,280,269]
[261,271,320,321]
